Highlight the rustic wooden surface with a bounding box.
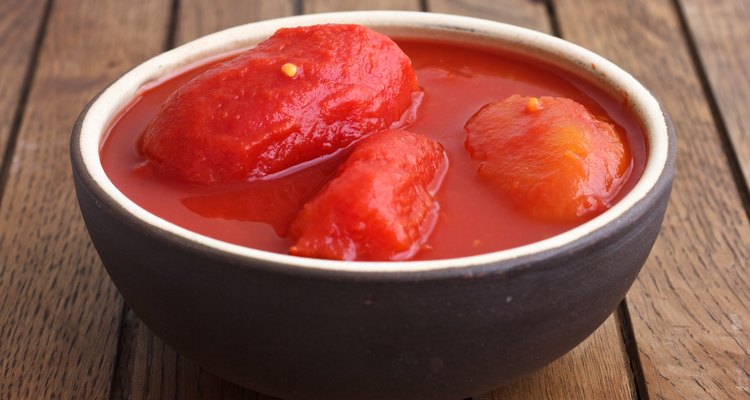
[0,0,171,398]
[556,0,750,399]
[304,0,421,12]
[0,0,47,183]
[427,0,550,33]
[175,0,297,47]
[682,0,750,190]
[1,0,748,399]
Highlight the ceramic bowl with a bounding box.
[71,11,674,400]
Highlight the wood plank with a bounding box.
[304,0,421,13]
[555,0,750,399]
[0,0,47,188]
[426,0,549,33]
[0,0,172,398]
[176,0,296,45]
[681,1,750,198]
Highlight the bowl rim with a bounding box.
[72,10,674,273]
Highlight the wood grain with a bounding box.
[303,0,421,13]
[176,0,296,46]
[555,0,750,399]
[681,0,750,195]
[0,0,171,398]
[0,0,47,186]
[426,0,549,33]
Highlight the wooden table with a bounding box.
[1,0,749,399]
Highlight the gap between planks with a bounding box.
[0,0,52,210]
[671,0,750,223]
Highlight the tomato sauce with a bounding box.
[100,39,647,261]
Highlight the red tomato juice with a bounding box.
[100,40,647,261]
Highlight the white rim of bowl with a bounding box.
[78,11,669,273]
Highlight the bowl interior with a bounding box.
[76,11,671,272]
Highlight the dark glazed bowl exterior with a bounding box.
[70,12,675,400]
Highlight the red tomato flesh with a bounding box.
[139,24,419,183]
[289,130,446,261]
[100,40,647,261]
[465,95,631,223]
